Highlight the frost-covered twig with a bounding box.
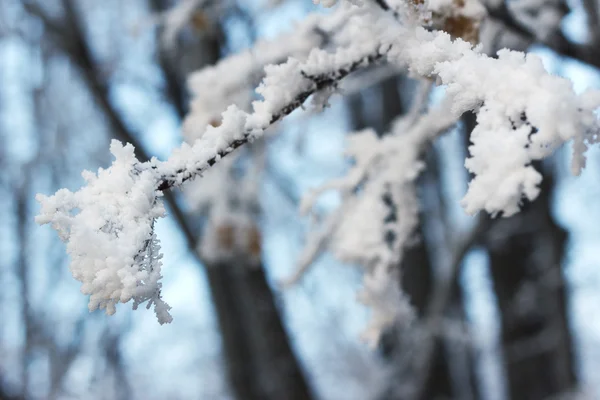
[36,30,386,322]
[158,49,385,191]
[180,5,368,252]
[288,0,600,345]
[285,78,432,287]
[183,3,374,141]
[295,94,459,344]
[36,0,600,327]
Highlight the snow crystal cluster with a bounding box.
[36,141,172,323]
[36,0,600,337]
[377,9,600,217]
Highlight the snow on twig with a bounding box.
[36,0,600,329]
[36,13,387,321]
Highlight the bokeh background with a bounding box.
[2,0,600,399]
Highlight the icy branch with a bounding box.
[183,3,377,141]
[36,34,386,322]
[36,0,600,329]
[158,48,385,191]
[296,96,459,344]
[290,0,600,344]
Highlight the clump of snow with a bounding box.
[297,97,458,343]
[432,48,600,215]
[36,141,172,323]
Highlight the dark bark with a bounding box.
[16,178,31,398]
[403,230,454,400]
[484,171,576,400]
[0,387,25,400]
[418,141,479,400]
[399,187,480,400]
[379,217,482,400]
[210,262,313,400]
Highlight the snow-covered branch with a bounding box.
[158,48,385,191]
[295,93,459,345]
[36,0,600,329]
[36,16,386,321]
[289,0,600,343]
[182,3,379,141]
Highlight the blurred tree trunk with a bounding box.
[210,262,312,400]
[16,174,32,399]
[378,192,480,400]
[402,231,455,399]
[484,173,576,400]
[0,387,24,400]
[399,190,479,399]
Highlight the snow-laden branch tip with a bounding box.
[36,23,386,322]
[377,21,600,216]
[36,142,173,323]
